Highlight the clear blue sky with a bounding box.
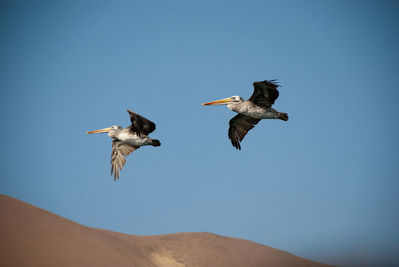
[1,1,398,266]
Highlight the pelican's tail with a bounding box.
[279,112,289,121]
[151,139,161,147]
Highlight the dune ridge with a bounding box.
[0,194,332,267]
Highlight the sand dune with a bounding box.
[0,194,332,267]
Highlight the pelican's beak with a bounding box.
[202,97,233,106]
[86,127,112,134]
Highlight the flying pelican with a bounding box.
[86,110,161,180]
[202,80,288,150]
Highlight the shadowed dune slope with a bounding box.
[0,194,333,267]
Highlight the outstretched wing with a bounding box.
[249,80,280,108]
[228,114,260,150]
[111,140,138,180]
[127,109,156,136]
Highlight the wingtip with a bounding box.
[230,140,241,151]
[253,79,280,86]
[266,79,280,87]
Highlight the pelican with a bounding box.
[202,80,288,150]
[87,110,161,180]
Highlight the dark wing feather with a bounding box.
[111,140,138,180]
[249,80,280,108]
[228,114,260,150]
[127,109,156,136]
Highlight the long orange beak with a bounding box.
[202,97,233,106]
[86,127,112,134]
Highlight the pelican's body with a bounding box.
[87,110,160,180]
[109,128,153,147]
[227,100,282,120]
[203,79,288,150]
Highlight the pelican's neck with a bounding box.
[108,128,125,139]
[227,101,245,113]
[110,127,130,140]
[108,131,118,139]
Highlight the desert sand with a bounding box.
[0,194,332,267]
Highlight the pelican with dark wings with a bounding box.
[87,110,161,180]
[202,80,288,150]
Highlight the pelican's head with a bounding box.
[86,125,122,135]
[202,96,244,106]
